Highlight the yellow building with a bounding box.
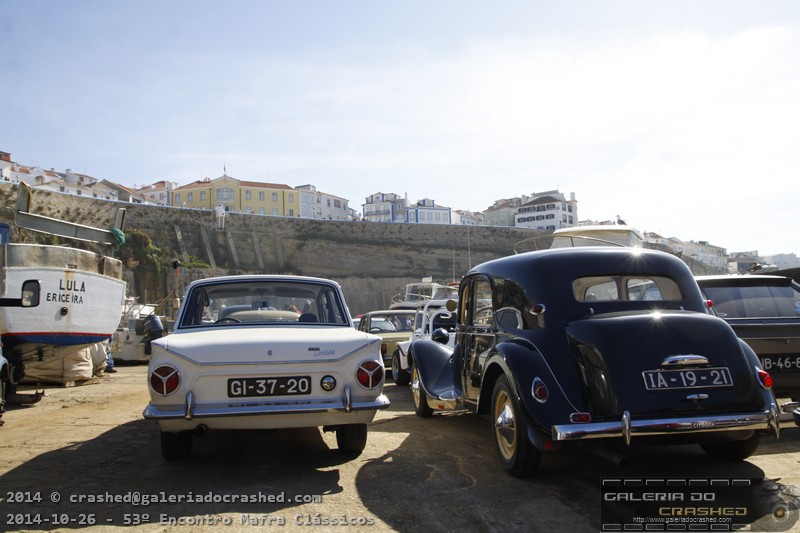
[172,175,300,217]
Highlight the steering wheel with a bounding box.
[215,317,241,324]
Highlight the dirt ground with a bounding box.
[2,366,800,532]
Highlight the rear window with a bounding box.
[573,275,683,302]
[179,279,349,328]
[702,283,800,318]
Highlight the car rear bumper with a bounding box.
[144,386,389,421]
[551,406,780,444]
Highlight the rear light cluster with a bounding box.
[150,365,180,396]
[356,361,384,389]
[531,377,549,403]
[757,368,773,389]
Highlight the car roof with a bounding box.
[185,274,341,288]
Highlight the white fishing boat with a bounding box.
[110,297,165,363]
[389,277,458,310]
[0,185,127,386]
[550,224,644,248]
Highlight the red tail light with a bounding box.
[531,377,549,403]
[757,369,773,389]
[356,361,384,389]
[150,365,180,396]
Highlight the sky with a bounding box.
[2,1,799,256]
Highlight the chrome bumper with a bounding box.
[144,387,390,421]
[552,406,780,444]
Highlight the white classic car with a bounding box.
[143,275,389,460]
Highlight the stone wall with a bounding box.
[0,183,543,314]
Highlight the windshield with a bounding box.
[701,282,800,319]
[179,279,349,328]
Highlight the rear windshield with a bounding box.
[701,283,800,318]
[573,275,683,302]
[179,279,349,328]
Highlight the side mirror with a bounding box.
[445,299,457,312]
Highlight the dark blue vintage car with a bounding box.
[411,247,781,476]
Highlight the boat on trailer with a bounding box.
[0,184,127,386]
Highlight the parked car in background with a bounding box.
[393,299,458,386]
[143,275,389,459]
[411,247,780,477]
[696,275,800,407]
[356,310,415,374]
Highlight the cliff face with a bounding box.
[0,183,542,314]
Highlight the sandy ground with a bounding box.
[1,365,800,532]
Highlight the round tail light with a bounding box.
[531,377,549,403]
[356,361,384,389]
[150,365,180,396]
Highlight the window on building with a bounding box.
[217,188,233,201]
[174,193,181,204]
[188,192,194,202]
[334,199,341,208]
[200,191,206,200]
[272,208,279,216]
[245,190,252,200]
[259,191,265,201]
[288,209,294,217]
[258,208,265,215]
[288,193,294,203]
[272,192,279,202]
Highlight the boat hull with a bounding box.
[0,244,126,364]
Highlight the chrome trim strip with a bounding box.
[661,355,709,367]
[143,394,390,420]
[552,410,773,442]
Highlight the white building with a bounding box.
[137,180,178,206]
[763,253,800,271]
[514,190,578,231]
[452,209,482,226]
[405,198,451,225]
[296,184,350,221]
[362,192,408,223]
[669,239,728,271]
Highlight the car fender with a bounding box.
[479,338,580,434]
[396,339,412,368]
[738,338,781,415]
[411,339,456,399]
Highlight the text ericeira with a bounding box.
[46,279,86,304]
